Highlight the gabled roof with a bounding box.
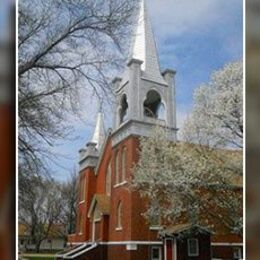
[87,194,110,218]
[160,223,211,237]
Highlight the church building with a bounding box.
[57,1,243,259]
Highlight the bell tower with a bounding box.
[112,0,177,147]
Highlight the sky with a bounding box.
[47,0,243,181]
[0,0,15,41]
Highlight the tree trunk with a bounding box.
[36,241,42,253]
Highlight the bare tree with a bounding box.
[18,0,138,174]
[19,175,64,253]
[60,169,78,235]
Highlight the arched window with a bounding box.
[143,90,165,119]
[106,162,112,195]
[115,151,119,184]
[78,213,83,234]
[80,176,85,202]
[119,94,128,124]
[122,147,127,181]
[116,201,123,229]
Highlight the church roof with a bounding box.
[164,223,211,235]
[91,111,105,151]
[126,0,167,85]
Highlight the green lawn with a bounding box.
[21,254,56,260]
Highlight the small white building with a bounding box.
[19,223,66,252]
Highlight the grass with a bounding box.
[21,253,56,260]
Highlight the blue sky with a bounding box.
[47,0,243,181]
[0,0,14,40]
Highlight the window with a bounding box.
[149,214,161,229]
[115,151,119,184]
[187,238,199,256]
[78,213,83,234]
[151,246,161,260]
[122,147,127,181]
[106,162,112,195]
[116,201,123,230]
[79,176,85,202]
[144,90,164,119]
[233,247,242,259]
[120,94,128,124]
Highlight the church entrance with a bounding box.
[164,238,176,260]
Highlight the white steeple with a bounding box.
[91,111,105,151]
[78,109,106,171]
[111,0,177,147]
[129,0,166,84]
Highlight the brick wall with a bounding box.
[212,245,243,259]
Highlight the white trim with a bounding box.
[174,237,177,260]
[211,242,243,246]
[64,243,98,259]
[92,220,95,241]
[66,242,84,246]
[79,200,85,205]
[115,227,123,231]
[164,240,167,260]
[113,181,128,188]
[56,243,88,258]
[150,226,162,231]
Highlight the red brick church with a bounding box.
[57,1,243,259]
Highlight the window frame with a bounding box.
[78,213,83,234]
[79,175,86,203]
[106,161,112,195]
[115,151,120,184]
[122,147,127,181]
[151,246,162,260]
[116,201,123,230]
[149,214,161,230]
[187,238,199,257]
[233,247,242,259]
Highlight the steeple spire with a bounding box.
[91,111,105,151]
[111,0,177,147]
[129,0,165,84]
